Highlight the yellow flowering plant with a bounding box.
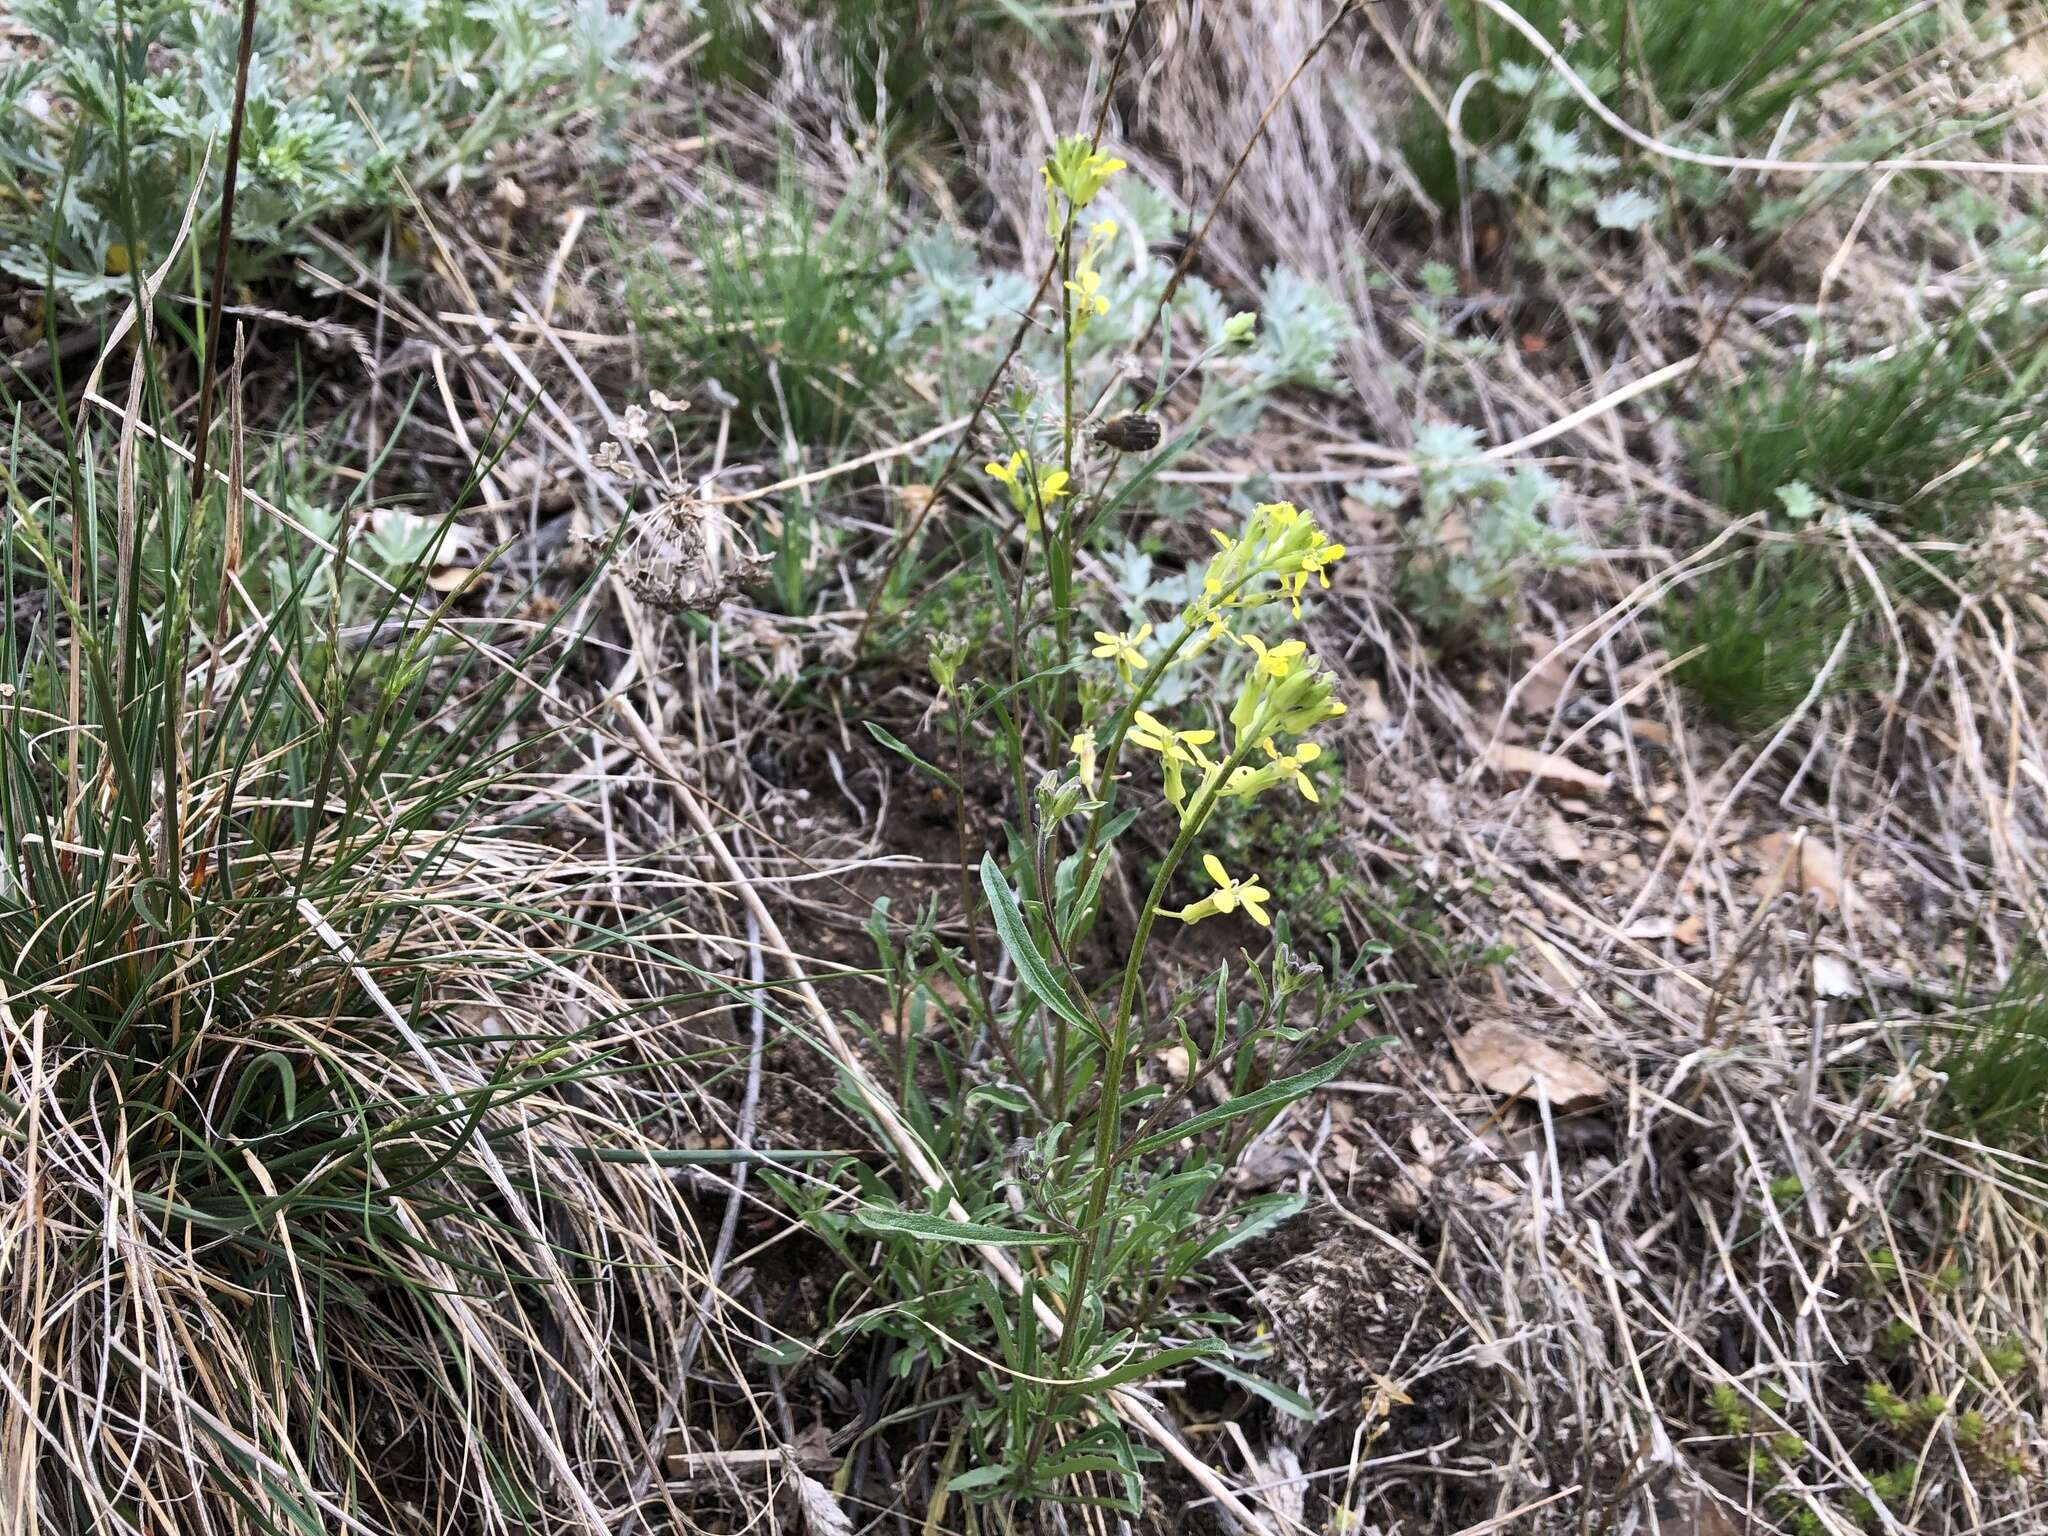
[961,487,1362,1493]
[830,128,1384,1522]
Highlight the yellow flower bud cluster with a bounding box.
[1067,502,1351,929]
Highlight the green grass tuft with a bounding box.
[2,345,715,1532]
[632,157,906,451]
[693,0,1049,144]
[1405,0,1891,213]
[1667,314,2048,731]
[1687,323,2048,539]
[1665,542,1872,734]
[1942,951,2048,1153]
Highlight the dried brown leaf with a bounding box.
[1484,743,1614,797]
[1451,1019,1610,1110]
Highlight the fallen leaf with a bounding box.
[1515,630,1573,716]
[786,1456,854,1536]
[1483,743,1613,798]
[1653,1477,1744,1536]
[1451,1019,1610,1111]
[1753,831,1846,909]
[1672,914,1706,946]
[1543,813,1586,863]
[1257,1446,1306,1530]
[1357,676,1390,726]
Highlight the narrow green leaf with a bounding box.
[964,658,1086,723]
[1079,1338,1226,1392]
[966,1083,1033,1114]
[1205,1357,1317,1420]
[946,1464,1012,1493]
[1127,1047,1361,1157]
[864,721,959,791]
[1204,1192,1306,1257]
[978,852,1103,1044]
[853,1205,1072,1248]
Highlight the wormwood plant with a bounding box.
[775,138,1380,1516]
[632,156,903,455]
[1392,419,1581,649]
[0,0,636,312]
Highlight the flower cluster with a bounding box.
[1064,219,1117,339]
[985,450,1071,533]
[1073,502,1351,929]
[1042,135,1127,235]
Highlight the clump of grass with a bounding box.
[0,353,712,1531]
[1687,321,2048,538]
[1942,951,2048,1151]
[693,0,1047,144]
[1405,0,1889,214]
[1665,541,1872,733]
[632,157,904,450]
[1667,314,2048,731]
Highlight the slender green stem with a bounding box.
[1051,733,1257,1373]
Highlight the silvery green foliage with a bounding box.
[1464,57,1669,257]
[902,180,1356,487]
[1398,421,1584,647]
[0,0,639,308]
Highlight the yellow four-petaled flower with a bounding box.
[1173,854,1272,928]
[1090,623,1152,685]
[1129,709,1215,809]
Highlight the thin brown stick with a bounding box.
[186,0,261,506]
[851,1,1149,655]
[1133,0,1358,354]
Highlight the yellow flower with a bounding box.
[1130,710,1214,761]
[1281,530,1348,615]
[986,453,1069,531]
[1184,596,1233,658]
[1043,141,1128,206]
[1173,854,1272,928]
[1243,634,1306,680]
[1065,267,1108,318]
[1302,529,1347,584]
[1220,736,1325,804]
[1090,623,1153,685]
[1071,729,1099,791]
[1262,737,1323,803]
[1129,709,1215,809]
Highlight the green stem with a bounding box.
[1050,201,1079,731]
[1051,733,1257,1374]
